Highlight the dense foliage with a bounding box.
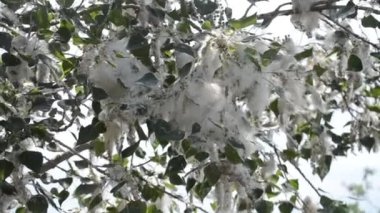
[0,0,379,212]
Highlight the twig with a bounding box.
[242,3,255,19]
[320,12,380,49]
[291,162,322,197]
[40,140,96,173]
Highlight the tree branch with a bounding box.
[40,140,96,173]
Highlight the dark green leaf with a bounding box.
[121,142,140,158]
[362,15,380,28]
[179,62,192,78]
[58,190,69,206]
[191,123,201,134]
[347,54,363,71]
[89,194,102,210]
[169,173,185,185]
[0,32,12,51]
[0,159,14,180]
[313,64,327,77]
[154,119,185,141]
[77,123,103,145]
[245,159,258,172]
[279,202,294,213]
[255,200,274,213]
[16,207,27,213]
[74,160,89,169]
[1,53,21,66]
[194,0,218,15]
[194,181,212,201]
[367,105,380,113]
[166,155,186,174]
[136,73,158,87]
[120,200,147,213]
[294,48,313,61]
[34,6,50,29]
[55,27,72,43]
[204,163,221,185]
[224,144,243,164]
[141,185,162,201]
[194,151,209,162]
[74,184,99,196]
[370,52,380,60]
[360,136,375,152]
[0,181,17,195]
[52,177,73,188]
[281,149,299,161]
[92,87,108,100]
[18,151,43,173]
[27,195,48,213]
[316,155,332,180]
[57,0,74,8]
[320,195,334,208]
[269,99,279,117]
[336,0,357,19]
[229,14,257,30]
[186,177,196,192]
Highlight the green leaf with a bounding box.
[336,0,357,19]
[0,159,14,181]
[1,53,21,66]
[202,20,213,30]
[121,142,140,158]
[18,151,43,173]
[186,177,196,192]
[52,177,73,188]
[320,195,334,208]
[55,27,72,43]
[154,119,185,142]
[94,140,106,156]
[281,149,299,161]
[16,207,27,213]
[204,163,221,186]
[34,6,50,29]
[194,0,218,15]
[166,155,187,174]
[279,202,294,213]
[360,136,375,152]
[313,64,327,77]
[194,181,212,201]
[229,14,257,30]
[136,73,158,87]
[224,144,243,164]
[77,122,105,145]
[288,179,299,190]
[120,200,147,213]
[316,155,332,180]
[368,105,380,113]
[362,15,380,28]
[135,121,148,141]
[0,32,12,51]
[269,99,279,117]
[366,87,380,98]
[57,0,74,8]
[74,184,100,196]
[92,87,108,100]
[194,151,209,162]
[27,195,48,213]
[74,160,89,169]
[169,173,185,185]
[141,185,162,201]
[255,200,274,213]
[89,194,102,210]
[294,48,313,61]
[58,190,69,206]
[347,54,363,71]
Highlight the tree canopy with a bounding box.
[0,0,379,212]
